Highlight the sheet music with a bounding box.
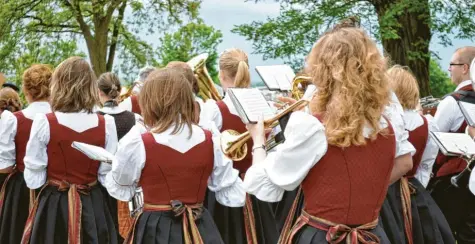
[71,141,115,163]
[229,88,275,123]
[256,65,295,91]
[459,101,475,126]
[431,132,475,156]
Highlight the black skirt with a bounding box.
[205,190,278,244]
[273,187,304,234]
[380,178,455,244]
[291,223,391,244]
[23,184,118,244]
[0,172,30,244]
[129,208,223,244]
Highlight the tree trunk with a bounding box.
[84,27,109,76]
[373,0,432,97]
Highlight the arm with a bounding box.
[23,114,50,189]
[104,126,146,201]
[390,153,413,184]
[433,97,457,133]
[205,123,246,207]
[245,111,327,202]
[98,115,118,185]
[0,111,17,169]
[415,118,440,188]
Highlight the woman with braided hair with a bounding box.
[0,65,52,244]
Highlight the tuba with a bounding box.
[291,76,312,100]
[187,53,222,101]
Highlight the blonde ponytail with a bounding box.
[219,48,250,88]
[234,61,251,88]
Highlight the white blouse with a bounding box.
[200,96,237,131]
[118,97,134,112]
[104,123,245,207]
[244,93,415,202]
[403,110,440,188]
[0,102,52,169]
[23,111,118,189]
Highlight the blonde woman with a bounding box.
[22,57,118,244]
[380,66,455,244]
[245,23,414,244]
[203,48,279,244]
[0,65,52,244]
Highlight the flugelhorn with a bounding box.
[291,76,312,100]
[187,53,222,101]
[220,99,309,161]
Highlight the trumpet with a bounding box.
[187,53,222,101]
[291,76,312,100]
[220,99,309,161]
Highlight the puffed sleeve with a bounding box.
[104,125,146,201]
[0,111,17,169]
[384,92,416,157]
[98,115,118,185]
[133,113,148,134]
[204,123,246,207]
[415,116,440,188]
[200,100,223,130]
[243,111,328,202]
[23,114,50,189]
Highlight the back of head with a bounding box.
[455,46,475,65]
[22,64,52,102]
[139,68,195,135]
[0,87,22,113]
[50,57,99,113]
[138,66,156,83]
[219,48,250,88]
[166,61,199,94]
[306,19,390,147]
[387,65,420,110]
[97,72,122,101]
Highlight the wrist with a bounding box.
[252,137,265,145]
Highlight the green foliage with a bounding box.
[157,19,223,82]
[429,59,456,98]
[233,0,475,95]
[0,0,200,79]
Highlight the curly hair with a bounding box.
[387,65,420,110]
[22,64,52,102]
[0,87,22,112]
[306,26,390,147]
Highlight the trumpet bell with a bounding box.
[291,76,312,100]
[220,129,248,161]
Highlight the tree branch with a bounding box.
[106,0,127,71]
[62,0,93,40]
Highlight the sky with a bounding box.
[195,0,473,83]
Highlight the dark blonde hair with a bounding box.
[139,68,195,136]
[219,48,250,88]
[166,61,199,94]
[22,64,52,102]
[0,87,21,112]
[98,72,122,100]
[307,24,390,147]
[388,65,420,110]
[50,57,99,113]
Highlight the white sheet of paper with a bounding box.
[460,101,475,126]
[256,65,295,91]
[431,132,475,155]
[229,88,275,122]
[71,141,115,162]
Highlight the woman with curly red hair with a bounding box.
[244,22,413,243]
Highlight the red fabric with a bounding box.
[45,113,105,184]
[301,117,396,225]
[131,95,141,115]
[139,129,214,205]
[405,115,429,178]
[434,84,473,177]
[13,112,33,172]
[216,101,252,174]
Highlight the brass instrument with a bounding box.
[451,154,475,188]
[128,187,144,217]
[220,99,309,161]
[291,76,312,100]
[420,96,440,116]
[118,81,140,103]
[187,53,222,101]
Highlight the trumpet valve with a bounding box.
[220,130,248,161]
